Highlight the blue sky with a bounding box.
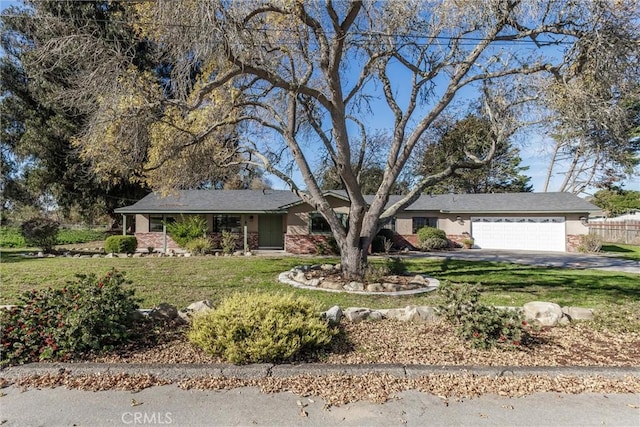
[1,0,637,195]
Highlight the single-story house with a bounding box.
[114,190,600,253]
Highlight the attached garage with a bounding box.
[471,217,566,252]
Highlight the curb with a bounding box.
[2,363,638,381]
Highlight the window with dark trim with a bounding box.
[149,216,175,232]
[310,212,347,234]
[412,217,438,233]
[212,215,241,233]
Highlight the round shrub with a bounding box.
[105,235,138,254]
[1,269,140,365]
[20,217,59,252]
[416,226,449,251]
[188,293,337,364]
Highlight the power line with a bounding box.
[0,12,574,46]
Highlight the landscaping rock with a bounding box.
[149,303,179,322]
[562,306,595,321]
[344,307,372,322]
[320,264,335,271]
[323,305,343,324]
[105,253,115,258]
[319,281,344,291]
[409,275,427,285]
[344,281,365,292]
[523,301,565,326]
[178,300,213,322]
[405,305,439,323]
[366,283,385,292]
[293,271,307,284]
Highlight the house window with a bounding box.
[412,217,437,233]
[212,215,241,233]
[149,216,175,232]
[310,212,347,234]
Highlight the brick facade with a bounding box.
[285,235,337,254]
[566,234,582,252]
[134,233,181,252]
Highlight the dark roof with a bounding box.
[115,190,599,214]
[400,192,599,213]
[115,189,301,214]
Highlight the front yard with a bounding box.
[1,251,638,312]
[2,248,639,402]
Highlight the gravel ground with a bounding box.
[88,319,640,367]
[3,319,639,406]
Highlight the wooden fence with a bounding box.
[588,220,640,245]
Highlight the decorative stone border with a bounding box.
[278,264,439,296]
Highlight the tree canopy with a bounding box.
[15,0,640,278]
[417,115,532,194]
[591,189,640,217]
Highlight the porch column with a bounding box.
[162,214,167,253]
[122,215,127,236]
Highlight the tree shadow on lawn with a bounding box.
[0,251,44,264]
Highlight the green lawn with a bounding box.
[1,251,638,311]
[601,244,640,261]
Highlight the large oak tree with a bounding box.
[26,0,640,279]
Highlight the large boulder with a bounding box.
[178,300,213,322]
[344,307,373,322]
[323,305,343,324]
[149,303,179,322]
[405,305,439,323]
[562,306,595,321]
[523,301,566,326]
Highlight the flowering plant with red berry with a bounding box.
[1,269,139,366]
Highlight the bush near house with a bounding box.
[104,235,138,254]
[416,226,449,251]
[166,215,207,248]
[185,237,213,255]
[188,293,337,364]
[1,269,140,366]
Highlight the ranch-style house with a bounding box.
[114,189,600,254]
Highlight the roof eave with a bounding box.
[114,209,289,214]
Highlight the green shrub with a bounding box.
[577,234,603,253]
[185,237,213,255]
[166,215,207,247]
[438,282,530,349]
[416,226,449,251]
[220,230,237,254]
[0,227,26,248]
[188,293,337,364]
[1,269,140,366]
[104,235,138,253]
[20,217,59,252]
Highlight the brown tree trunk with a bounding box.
[340,241,368,281]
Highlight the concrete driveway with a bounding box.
[409,249,639,274]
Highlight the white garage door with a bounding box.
[471,217,566,252]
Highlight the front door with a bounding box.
[258,215,284,248]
